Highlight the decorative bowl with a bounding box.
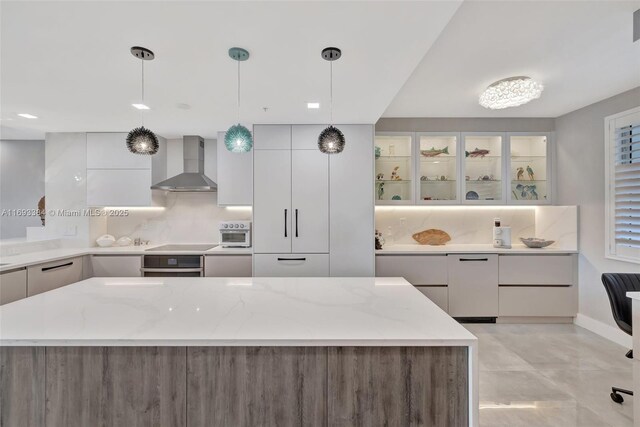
[96,234,116,247]
[520,237,555,248]
[116,236,133,247]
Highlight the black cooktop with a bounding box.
[145,244,217,252]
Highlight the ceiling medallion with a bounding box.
[479,76,543,110]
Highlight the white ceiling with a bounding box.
[384,0,640,118]
[0,1,462,139]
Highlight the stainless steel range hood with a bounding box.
[151,135,217,192]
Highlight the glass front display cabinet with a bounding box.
[508,133,550,204]
[417,133,459,204]
[461,133,504,203]
[375,133,413,204]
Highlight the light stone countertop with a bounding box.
[0,244,252,273]
[0,276,477,347]
[376,243,578,255]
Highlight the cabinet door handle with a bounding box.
[41,261,73,272]
[277,257,306,261]
[284,209,288,238]
[295,209,299,238]
[459,258,489,262]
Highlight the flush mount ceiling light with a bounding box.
[127,46,158,155]
[225,47,253,153]
[479,76,543,110]
[18,113,38,119]
[318,47,345,154]
[307,102,320,109]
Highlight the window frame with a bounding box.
[604,106,640,264]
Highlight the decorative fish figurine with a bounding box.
[420,146,449,157]
[465,148,490,158]
[516,167,525,180]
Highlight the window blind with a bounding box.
[613,120,640,259]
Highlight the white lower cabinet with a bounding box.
[0,269,27,305]
[91,255,142,277]
[499,286,577,317]
[415,286,448,312]
[205,255,252,277]
[375,255,447,284]
[448,255,499,318]
[254,254,329,277]
[27,257,83,296]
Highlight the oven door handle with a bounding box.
[140,268,204,273]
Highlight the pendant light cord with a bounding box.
[141,58,145,127]
[237,59,241,124]
[330,61,333,125]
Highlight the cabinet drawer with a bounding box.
[205,255,252,277]
[499,255,574,285]
[0,269,27,305]
[448,255,498,317]
[254,254,329,277]
[375,255,447,285]
[253,125,291,150]
[27,257,83,296]
[415,286,448,312]
[91,255,141,277]
[499,286,577,317]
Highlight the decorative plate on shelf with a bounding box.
[465,191,479,200]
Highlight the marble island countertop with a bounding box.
[0,244,252,272]
[377,243,578,254]
[0,276,477,347]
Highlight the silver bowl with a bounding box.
[520,237,555,248]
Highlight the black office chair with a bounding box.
[601,273,640,404]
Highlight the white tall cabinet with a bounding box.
[253,124,374,277]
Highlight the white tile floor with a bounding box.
[464,324,634,427]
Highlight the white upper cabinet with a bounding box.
[86,132,165,207]
[374,131,554,205]
[507,133,552,204]
[292,125,326,150]
[217,131,252,206]
[87,133,150,169]
[461,133,505,204]
[253,125,291,150]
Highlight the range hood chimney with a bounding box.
[151,136,217,192]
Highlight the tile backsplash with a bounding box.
[97,193,251,245]
[375,206,577,248]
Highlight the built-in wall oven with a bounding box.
[141,255,204,277]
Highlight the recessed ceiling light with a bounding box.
[307,102,320,109]
[479,76,543,110]
[132,103,150,110]
[18,113,38,119]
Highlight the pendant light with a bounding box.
[127,46,158,155]
[318,47,345,154]
[225,47,253,153]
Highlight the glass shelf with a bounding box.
[419,134,459,202]
[376,180,412,184]
[421,180,456,183]
[509,134,549,202]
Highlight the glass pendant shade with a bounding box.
[126,126,159,155]
[318,125,345,154]
[225,124,253,153]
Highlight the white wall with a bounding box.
[0,140,45,239]
[556,87,640,342]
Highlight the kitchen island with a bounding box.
[0,277,478,426]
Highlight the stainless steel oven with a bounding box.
[141,255,204,277]
[219,221,251,248]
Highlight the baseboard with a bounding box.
[497,316,574,324]
[574,313,632,348]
